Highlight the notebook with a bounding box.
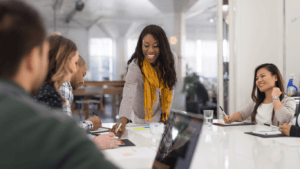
[213,122,255,127]
[245,131,286,138]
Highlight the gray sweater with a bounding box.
[119,55,177,121]
[239,95,296,125]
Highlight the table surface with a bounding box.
[100,120,300,169]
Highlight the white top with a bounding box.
[256,103,273,125]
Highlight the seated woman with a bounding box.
[224,63,296,126]
[34,35,79,110]
[34,35,119,149]
[110,25,177,137]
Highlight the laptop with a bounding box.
[152,110,203,169]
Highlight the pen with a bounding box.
[219,106,229,120]
[115,123,122,134]
[263,123,279,128]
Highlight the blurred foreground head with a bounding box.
[0,0,48,95]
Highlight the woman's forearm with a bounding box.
[273,99,284,112]
[232,112,243,122]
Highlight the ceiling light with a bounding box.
[170,37,178,45]
[222,5,228,12]
[210,19,214,23]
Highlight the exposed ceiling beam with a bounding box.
[125,21,146,38]
[148,0,174,13]
[174,0,198,13]
[185,4,217,20]
[52,0,64,10]
[86,15,103,30]
[96,24,114,38]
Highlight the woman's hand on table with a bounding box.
[93,132,120,149]
[109,117,127,137]
[279,123,291,136]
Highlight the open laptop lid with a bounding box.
[152,110,203,169]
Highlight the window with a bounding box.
[197,40,217,78]
[183,40,217,78]
[89,38,113,81]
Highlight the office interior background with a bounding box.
[26,0,300,121]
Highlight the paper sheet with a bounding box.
[90,128,109,133]
[252,131,282,136]
[126,123,150,127]
[223,122,245,125]
[104,147,156,160]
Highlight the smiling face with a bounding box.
[256,68,278,92]
[142,34,160,65]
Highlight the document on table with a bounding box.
[213,122,255,126]
[90,128,109,133]
[126,123,150,127]
[224,122,245,125]
[252,131,282,136]
[104,147,156,159]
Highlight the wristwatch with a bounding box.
[272,96,280,102]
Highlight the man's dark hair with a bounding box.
[0,1,46,79]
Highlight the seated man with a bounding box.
[0,1,118,168]
[59,55,102,131]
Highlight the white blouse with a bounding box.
[256,103,274,125]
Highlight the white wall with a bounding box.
[234,0,284,113]
[286,0,300,90]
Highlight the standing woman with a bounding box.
[224,63,296,126]
[111,25,177,137]
[34,35,79,110]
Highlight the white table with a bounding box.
[100,121,300,169]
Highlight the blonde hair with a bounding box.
[45,35,78,101]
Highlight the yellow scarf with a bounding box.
[141,59,173,121]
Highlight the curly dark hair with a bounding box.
[128,25,177,90]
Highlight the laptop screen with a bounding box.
[152,111,203,169]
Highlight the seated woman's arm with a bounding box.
[274,96,296,125]
[224,101,254,123]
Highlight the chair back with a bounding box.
[293,97,300,117]
[84,85,103,95]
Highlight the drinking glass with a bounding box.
[204,110,213,127]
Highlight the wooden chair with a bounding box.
[75,85,105,120]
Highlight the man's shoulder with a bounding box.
[0,89,69,121]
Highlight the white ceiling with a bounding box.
[25,0,217,38]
